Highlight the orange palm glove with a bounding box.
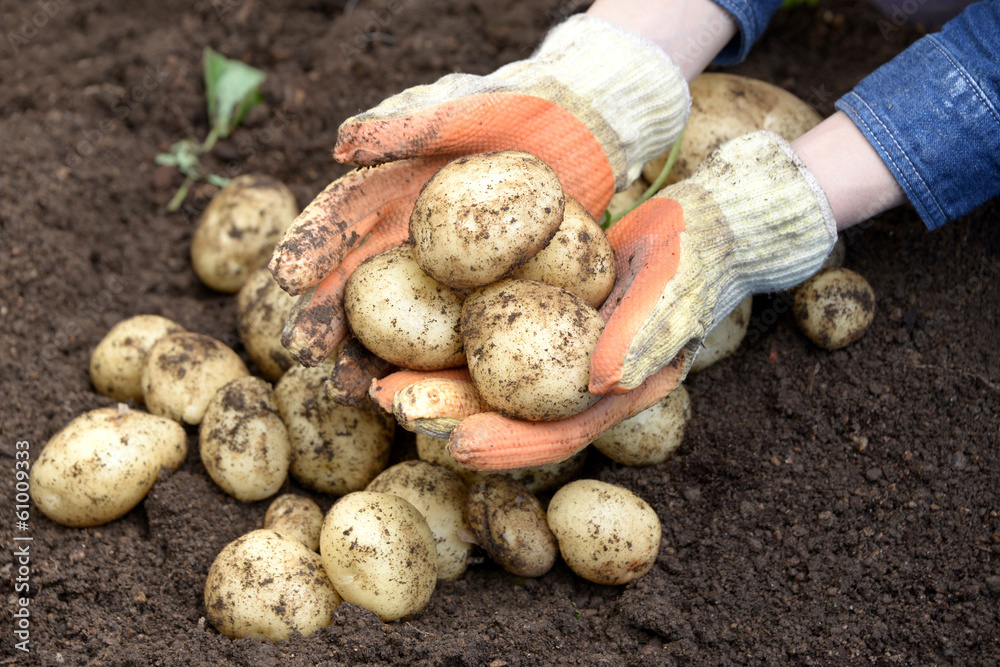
[268,14,689,366]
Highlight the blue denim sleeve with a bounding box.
[710,0,785,64]
[835,0,1000,230]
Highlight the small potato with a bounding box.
[320,492,437,622]
[592,385,691,466]
[30,406,186,527]
[264,494,324,551]
[511,197,616,309]
[204,529,341,642]
[367,461,474,581]
[416,433,587,493]
[410,150,565,289]
[200,377,291,502]
[689,295,753,373]
[547,480,661,585]
[605,178,649,220]
[275,359,394,495]
[466,475,558,578]
[793,268,876,350]
[237,266,298,381]
[141,332,249,425]
[461,279,604,421]
[90,315,187,403]
[191,174,299,293]
[344,245,466,371]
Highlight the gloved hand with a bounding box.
[268,14,689,365]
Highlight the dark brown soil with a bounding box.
[2,0,999,665]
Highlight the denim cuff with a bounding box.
[710,0,785,65]
[835,0,1000,230]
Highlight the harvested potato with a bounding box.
[367,461,474,581]
[30,406,186,527]
[275,358,394,495]
[264,494,324,551]
[466,475,558,578]
[141,332,249,425]
[461,279,604,421]
[320,492,437,622]
[410,150,565,289]
[689,295,753,373]
[89,314,187,403]
[643,73,822,187]
[547,480,661,585]
[592,385,691,466]
[204,529,341,642]
[605,178,649,220]
[344,245,466,371]
[237,266,298,381]
[416,433,587,493]
[511,197,616,309]
[793,268,876,350]
[191,174,298,293]
[200,377,291,502]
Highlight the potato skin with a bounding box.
[89,314,187,403]
[30,407,186,527]
[689,295,753,373]
[204,529,341,642]
[344,245,466,371]
[410,150,565,289]
[264,494,324,551]
[793,268,876,350]
[237,266,297,381]
[461,279,604,421]
[592,385,691,466]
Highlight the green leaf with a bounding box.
[203,46,266,138]
[205,173,231,188]
[156,139,203,179]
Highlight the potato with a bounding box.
[461,279,604,421]
[264,494,324,551]
[466,475,558,578]
[237,266,298,381]
[344,245,466,371]
[204,529,341,642]
[643,73,822,187]
[604,178,649,220]
[592,385,691,466]
[141,332,249,425]
[275,359,394,495]
[30,406,186,527]
[416,433,587,493]
[689,295,753,373]
[89,314,187,403]
[199,377,291,502]
[547,480,661,585]
[793,268,876,350]
[367,461,474,581]
[511,197,616,309]
[191,174,299,293]
[410,150,565,289]
[320,492,437,622]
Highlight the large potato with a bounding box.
[89,314,187,403]
[199,377,291,502]
[511,197,616,309]
[141,332,249,425]
[237,266,297,381]
[592,385,691,466]
[344,245,466,371]
[410,150,565,289]
[275,358,394,495]
[30,406,186,527]
[643,73,822,186]
[191,174,298,293]
[367,461,474,581]
[547,480,661,585]
[793,268,876,350]
[461,279,604,421]
[204,529,341,642]
[320,492,437,622]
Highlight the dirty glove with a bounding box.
[268,14,689,365]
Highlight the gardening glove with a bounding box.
[268,14,689,366]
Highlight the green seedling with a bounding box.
[601,129,683,229]
[156,47,266,211]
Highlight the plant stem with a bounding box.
[606,129,685,227]
[200,127,221,153]
[166,177,194,212]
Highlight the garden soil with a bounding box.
[2,0,999,664]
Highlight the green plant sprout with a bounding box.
[156,47,266,211]
[601,129,684,229]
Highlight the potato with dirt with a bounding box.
[237,266,298,381]
[89,314,188,403]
